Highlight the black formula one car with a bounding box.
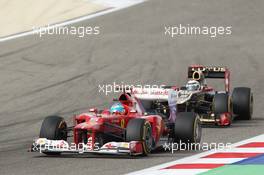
[137,65,253,126]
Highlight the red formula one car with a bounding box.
[30,88,201,156]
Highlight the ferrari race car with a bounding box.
[169,65,254,126]
[30,88,201,156]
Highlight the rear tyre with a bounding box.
[174,112,201,145]
[232,87,253,120]
[126,118,153,156]
[39,116,67,155]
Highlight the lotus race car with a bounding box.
[170,65,254,126]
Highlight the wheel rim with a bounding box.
[194,118,201,143]
[144,123,152,153]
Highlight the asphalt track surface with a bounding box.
[0,0,264,174]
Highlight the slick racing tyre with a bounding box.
[232,87,253,120]
[39,116,67,155]
[126,118,153,156]
[174,112,201,145]
[213,93,230,114]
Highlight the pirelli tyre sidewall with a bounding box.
[213,93,231,115]
[174,112,201,145]
[232,87,253,120]
[126,118,152,155]
[39,116,67,155]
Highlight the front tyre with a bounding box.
[39,116,67,155]
[126,118,153,156]
[213,93,230,114]
[174,112,201,144]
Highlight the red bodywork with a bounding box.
[73,93,165,149]
[219,113,232,126]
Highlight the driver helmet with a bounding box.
[110,102,125,114]
[186,80,201,91]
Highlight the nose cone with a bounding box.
[75,117,103,130]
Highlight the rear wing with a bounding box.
[188,65,230,92]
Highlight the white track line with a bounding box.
[190,158,244,164]
[127,134,264,175]
[219,148,264,153]
[0,0,146,42]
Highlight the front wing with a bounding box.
[30,138,144,156]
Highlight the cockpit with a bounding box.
[186,80,201,91]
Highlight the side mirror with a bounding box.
[89,108,98,113]
[180,86,187,90]
[129,109,137,113]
